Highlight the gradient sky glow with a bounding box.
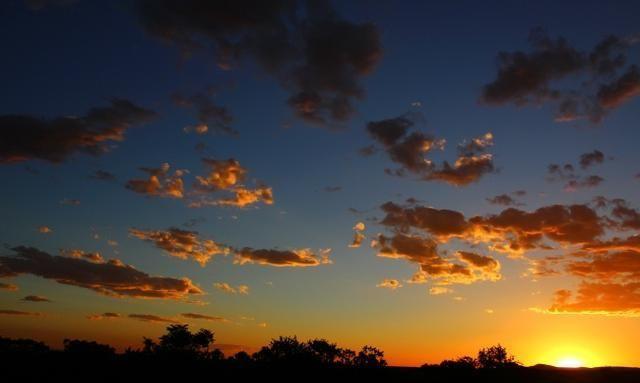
[2,0,640,367]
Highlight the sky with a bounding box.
[1,0,640,368]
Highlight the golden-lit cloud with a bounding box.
[60,249,104,263]
[213,282,249,295]
[189,158,274,208]
[0,246,203,299]
[234,248,331,267]
[376,279,402,290]
[129,227,228,266]
[126,163,185,199]
[349,222,366,248]
[429,286,453,295]
[194,158,246,191]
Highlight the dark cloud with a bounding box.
[172,89,235,135]
[597,65,640,109]
[323,186,342,192]
[0,99,155,164]
[89,169,117,182]
[481,28,640,123]
[0,309,41,316]
[129,227,228,266]
[486,193,522,206]
[128,314,178,323]
[59,198,80,206]
[365,115,495,185]
[234,247,331,267]
[380,201,468,239]
[564,175,604,192]
[0,246,203,299]
[136,0,382,127]
[579,150,605,169]
[181,312,227,321]
[87,312,121,320]
[21,295,51,303]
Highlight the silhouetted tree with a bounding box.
[307,338,342,366]
[63,339,115,357]
[0,336,49,355]
[477,344,520,368]
[440,356,478,369]
[354,345,387,367]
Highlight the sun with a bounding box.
[555,357,584,368]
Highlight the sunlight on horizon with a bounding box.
[555,357,584,368]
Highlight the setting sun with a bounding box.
[556,357,584,368]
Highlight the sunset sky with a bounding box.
[2,0,640,367]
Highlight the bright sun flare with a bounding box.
[556,357,584,368]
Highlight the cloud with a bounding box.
[234,247,331,267]
[324,186,342,192]
[21,295,51,303]
[129,227,228,266]
[365,116,495,185]
[136,0,382,127]
[376,279,402,290]
[349,222,366,248]
[597,65,640,109]
[38,226,52,234]
[213,282,249,295]
[60,249,105,263]
[0,282,18,291]
[181,313,227,322]
[90,169,117,182]
[0,99,155,163]
[173,88,235,135]
[481,28,640,123]
[87,312,121,320]
[59,198,80,206]
[0,309,41,316]
[564,175,604,192]
[486,193,523,206]
[0,246,203,299]
[549,282,640,316]
[579,150,606,169]
[380,201,468,240]
[190,158,274,208]
[429,286,453,295]
[126,163,185,199]
[128,314,178,323]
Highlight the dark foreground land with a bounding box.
[2,325,638,382]
[4,358,640,383]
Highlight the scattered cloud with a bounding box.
[21,295,51,303]
[128,314,179,323]
[0,99,155,163]
[126,163,186,199]
[0,246,203,299]
[87,312,121,320]
[130,227,228,266]
[173,88,235,135]
[181,313,228,322]
[234,248,331,267]
[349,222,366,248]
[0,282,18,291]
[136,0,382,127]
[481,28,640,123]
[213,282,250,295]
[376,278,402,290]
[0,309,41,316]
[38,226,52,234]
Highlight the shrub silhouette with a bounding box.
[63,339,115,356]
[477,344,520,368]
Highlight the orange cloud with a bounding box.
[21,295,51,303]
[126,163,185,199]
[87,312,121,320]
[128,314,178,323]
[376,279,402,290]
[0,282,18,291]
[213,282,249,295]
[181,313,228,322]
[129,227,228,266]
